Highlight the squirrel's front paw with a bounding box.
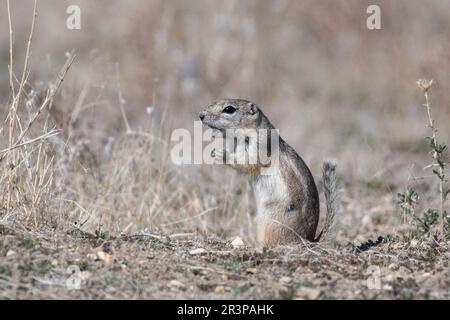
[211,148,226,163]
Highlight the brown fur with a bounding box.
[200,99,338,247]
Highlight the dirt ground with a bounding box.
[1,222,449,300]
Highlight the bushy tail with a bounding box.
[315,160,341,244]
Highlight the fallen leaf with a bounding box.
[245,267,257,274]
[97,251,114,266]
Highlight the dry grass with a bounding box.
[0,0,450,299]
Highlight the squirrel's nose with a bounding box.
[199,112,205,121]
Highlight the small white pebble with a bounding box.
[231,236,244,248]
[146,106,154,115]
[6,250,16,257]
[280,276,292,284]
[189,248,208,256]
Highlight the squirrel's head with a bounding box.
[199,99,261,131]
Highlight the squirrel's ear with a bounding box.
[247,102,257,115]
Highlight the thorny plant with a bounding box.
[398,80,449,239]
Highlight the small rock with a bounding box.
[6,250,16,257]
[51,259,58,267]
[214,285,225,294]
[280,276,292,284]
[231,237,244,248]
[189,248,208,256]
[168,280,186,290]
[361,215,371,226]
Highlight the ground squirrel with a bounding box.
[199,99,340,247]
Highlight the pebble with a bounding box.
[6,250,16,257]
[189,248,208,256]
[168,280,186,290]
[280,276,292,284]
[214,285,225,294]
[231,237,245,248]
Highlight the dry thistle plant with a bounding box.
[417,79,449,235]
[398,79,449,239]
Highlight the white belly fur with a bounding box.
[251,164,290,245]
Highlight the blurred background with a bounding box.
[1,0,449,241]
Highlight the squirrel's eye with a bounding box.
[222,106,236,114]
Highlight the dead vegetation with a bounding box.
[1,0,450,299]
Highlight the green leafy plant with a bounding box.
[397,187,419,222]
[416,209,439,235]
[397,189,438,238]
